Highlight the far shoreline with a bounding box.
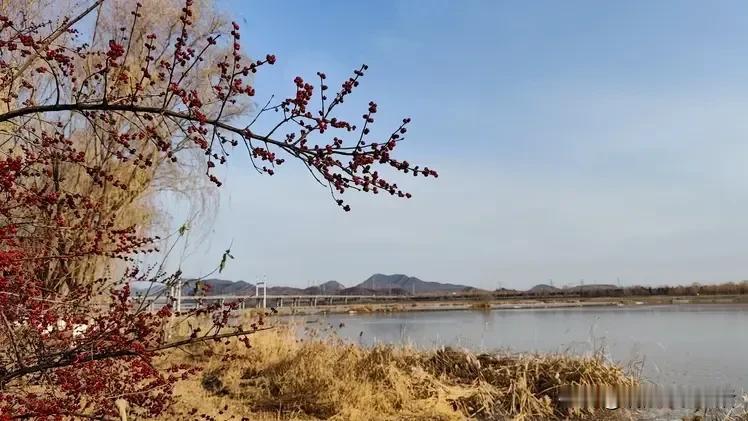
[246,294,748,317]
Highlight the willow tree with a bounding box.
[2,0,244,286]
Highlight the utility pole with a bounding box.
[171,277,183,313]
[176,277,182,313]
[262,274,267,308]
[255,276,267,309]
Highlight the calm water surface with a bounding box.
[293,304,748,388]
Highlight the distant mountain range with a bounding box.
[266,280,345,296]
[145,279,347,296]
[132,274,479,296]
[131,274,622,297]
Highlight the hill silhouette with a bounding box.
[354,274,476,295]
[527,284,561,295]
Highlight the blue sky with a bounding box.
[167,0,748,289]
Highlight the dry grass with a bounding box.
[157,321,637,420]
[469,302,492,310]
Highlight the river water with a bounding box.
[294,304,748,389]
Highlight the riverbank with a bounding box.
[251,294,748,316]
[158,327,636,420]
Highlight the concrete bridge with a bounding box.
[140,294,403,312]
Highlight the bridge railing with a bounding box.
[134,294,405,311]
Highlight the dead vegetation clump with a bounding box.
[161,325,636,420]
[423,347,635,419]
[469,302,492,310]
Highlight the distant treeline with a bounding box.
[505,281,748,298]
